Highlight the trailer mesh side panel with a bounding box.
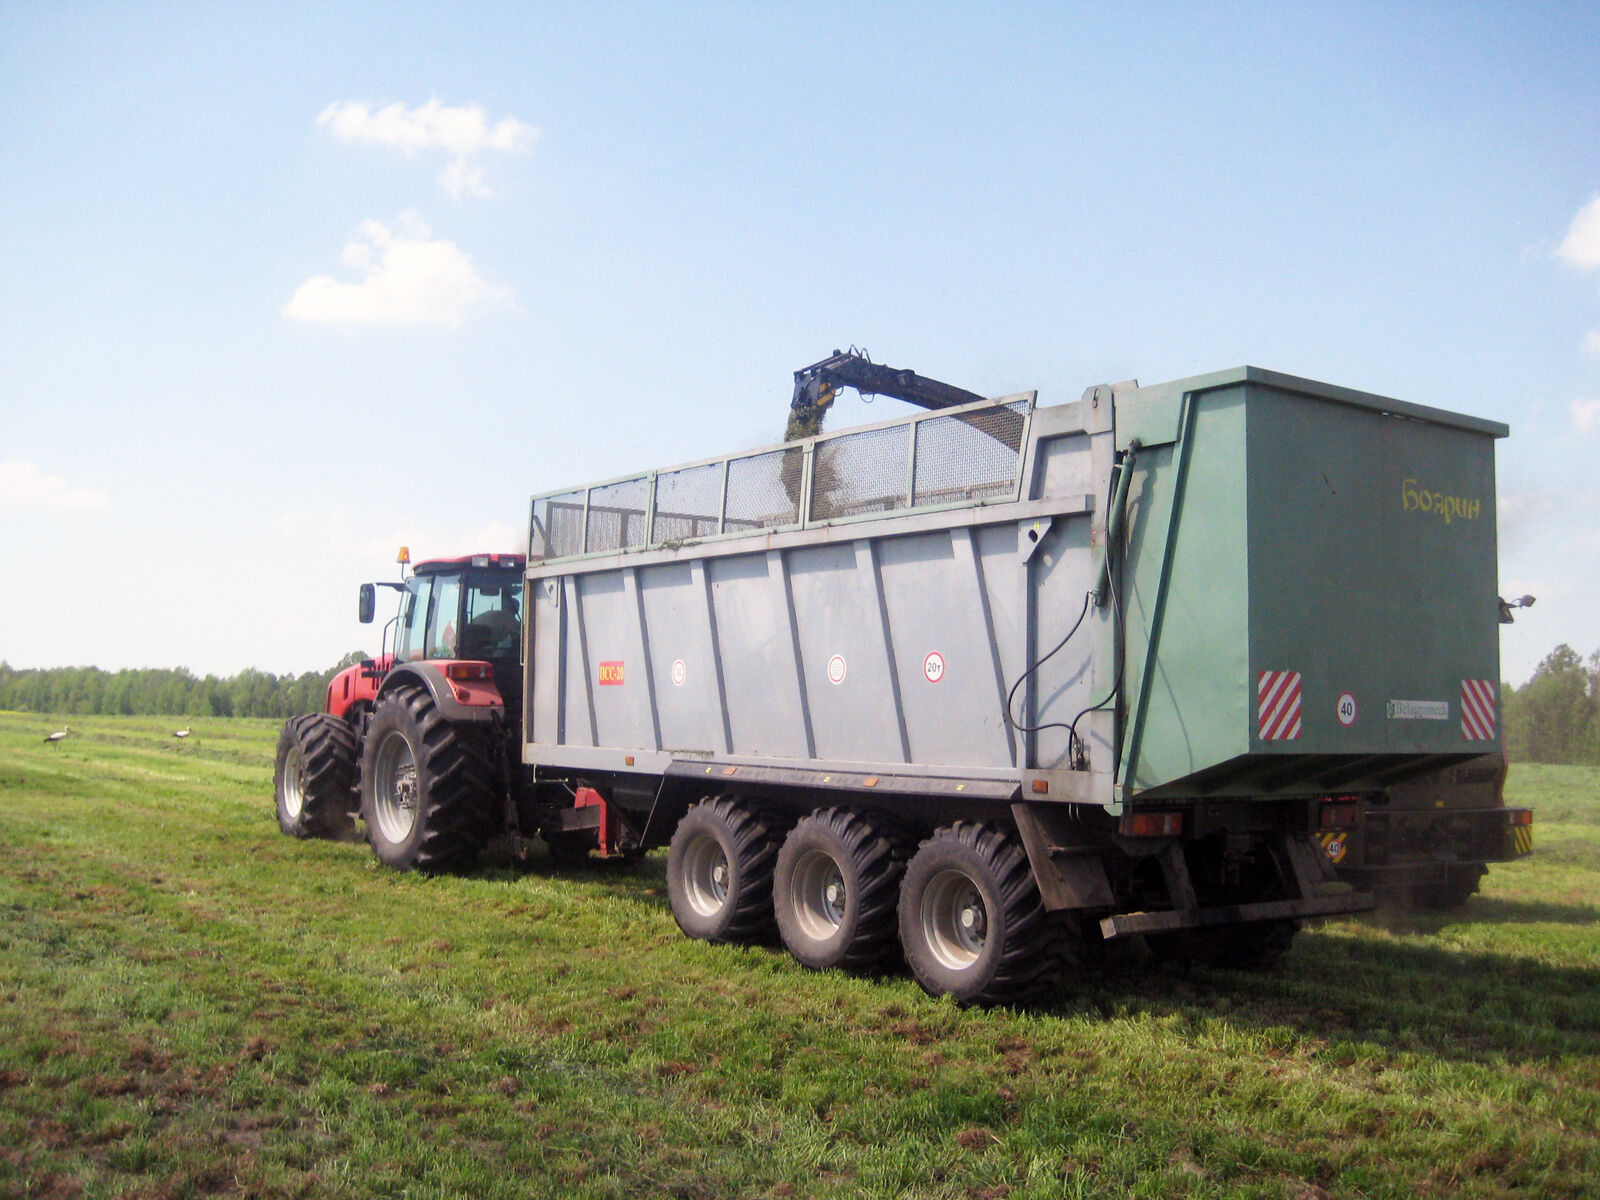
[652,461,725,543]
[585,477,651,554]
[811,424,912,521]
[725,447,803,532]
[531,491,585,560]
[912,400,1029,507]
[527,397,1031,562]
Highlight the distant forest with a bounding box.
[1503,644,1600,765]
[0,653,368,720]
[3,644,1598,765]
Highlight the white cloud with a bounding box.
[0,460,109,510]
[1557,195,1600,270]
[316,99,536,197]
[1571,397,1600,434]
[317,99,535,156]
[283,211,509,330]
[1556,196,1600,351]
[439,159,491,200]
[1496,489,1545,550]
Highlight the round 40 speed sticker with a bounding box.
[1336,691,1358,727]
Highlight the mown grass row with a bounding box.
[1,713,1597,1199]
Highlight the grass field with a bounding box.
[1,712,1597,1199]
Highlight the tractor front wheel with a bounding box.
[273,714,358,840]
[360,685,498,872]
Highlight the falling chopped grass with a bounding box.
[1,713,1598,1199]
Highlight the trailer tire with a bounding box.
[667,798,779,944]
[1149,918,1300,972]
[774,809,909,973]
[898,822,1067,1006]
[274,714,358,840]
[1410,864,1486,910]
[360,685,497,873]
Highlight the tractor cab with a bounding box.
[329,551,527,724]
[389,554,526,667]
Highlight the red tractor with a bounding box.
[272,550,601,870]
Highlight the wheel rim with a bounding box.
[371,729,419,845]
[681,832,731,918]
[920,868,988,971]
[282,744,306,821]
[789,848,847,942]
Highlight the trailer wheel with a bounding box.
[1410,864,1487,910]
[773,809,909,973]
[1149,918,1300,972]
[898,822,1067,1006]
[667,798,779,944]
[274,714,358,840]
[360,685,497,872]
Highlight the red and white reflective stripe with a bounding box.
[1257,670,1303,741]
[1461,679,1498,741]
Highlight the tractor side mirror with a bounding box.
[358,583,376,624]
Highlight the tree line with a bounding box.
[1503,644,1600,765]
[0,653,369,720]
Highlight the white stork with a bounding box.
[44,725,71,744]
[173,726,192,740]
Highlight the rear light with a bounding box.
[1319,800,1362,829]
[1509,810,1533,826]
[445,661,493,681]
[1119,811,1183,838]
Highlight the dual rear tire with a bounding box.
[360,685,498,873]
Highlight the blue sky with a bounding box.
[3,1,1598,685]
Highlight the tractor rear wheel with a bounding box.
[274,714,358,840]
[773,808,908,973]
[360,685,498,872]
[898,821,1069,1006]
[666,798,779,944]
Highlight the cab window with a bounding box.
[460,578,523,660]
[396,578,429,663]
[426,577,463,659]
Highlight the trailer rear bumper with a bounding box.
[1099,890,1376,940]
[1332,805,1533,870]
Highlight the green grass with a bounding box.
[1,712,1597,1199]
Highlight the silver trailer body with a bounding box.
[522,386,1123,806]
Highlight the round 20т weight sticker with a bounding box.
[923,651,946,684]
[1336,691,1358,727]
